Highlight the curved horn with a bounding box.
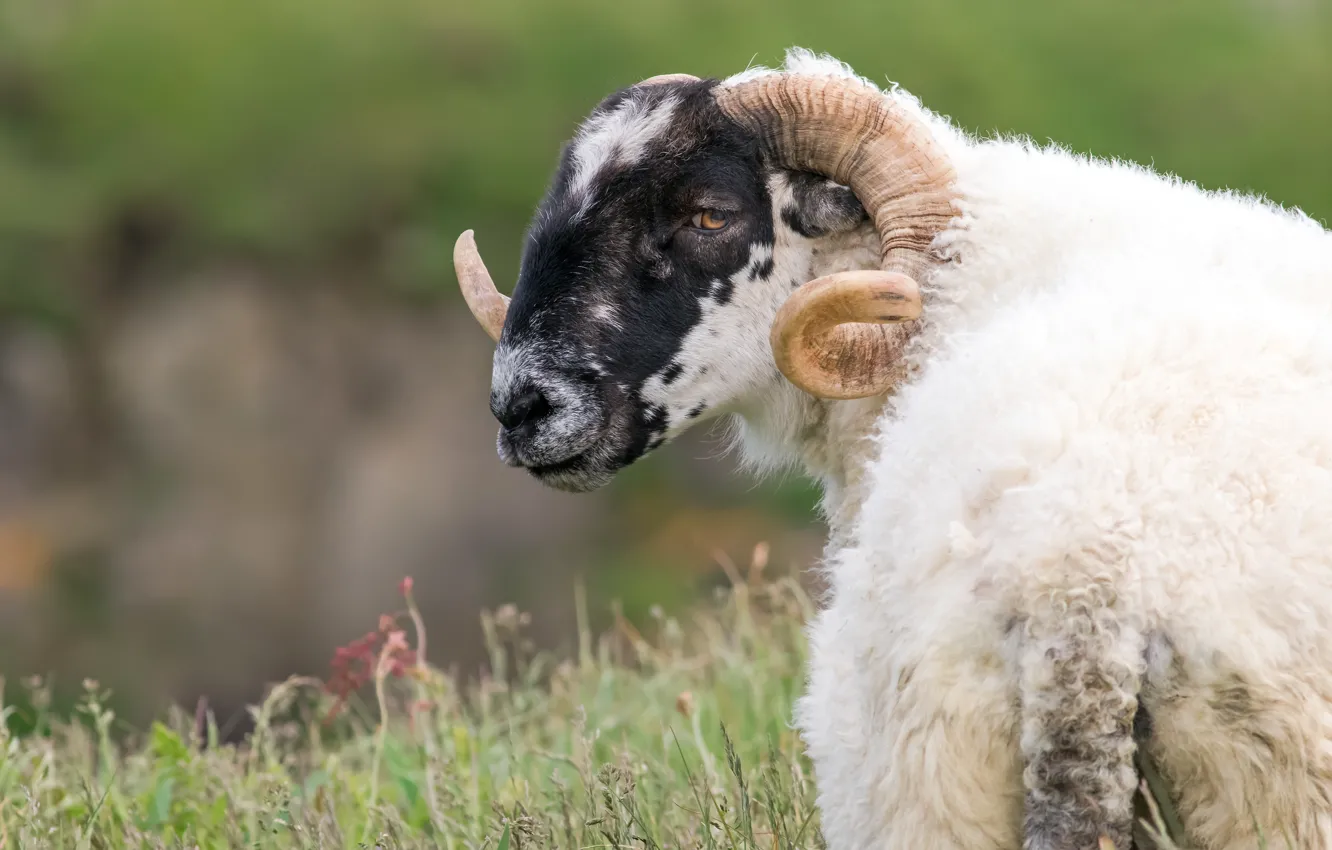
[770,269,921,399]
[636,73,701,87]
[714,72,957,398]
[453,230,509,343]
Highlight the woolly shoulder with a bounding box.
[846,266,1332,594]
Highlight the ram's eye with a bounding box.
[690,210,729,231]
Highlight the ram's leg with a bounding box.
[796,598,1025,850]
[1141,637,1332,849]
[1019,580,1145,850]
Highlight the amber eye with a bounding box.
[690,210,729,231]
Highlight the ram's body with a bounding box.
[457,48,1332,849]
[754,57,1332,850]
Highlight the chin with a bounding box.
[530,462,615,493]
[525,450,619,493]
[511,421,657,493]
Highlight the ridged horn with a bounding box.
[715,72,957,399]
[453,230,509,343]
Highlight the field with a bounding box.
[1,546,1198,850]
[0,2,1325,847]
[3,549,825,849]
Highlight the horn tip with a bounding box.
[636,73,701,87]
[454,229,482,272]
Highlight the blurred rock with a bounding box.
[2,270,613,723]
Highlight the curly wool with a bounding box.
[733,50,1332,850]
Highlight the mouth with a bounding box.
[496,429,614,493]
[528,451,614,493]
[528,452,586,478]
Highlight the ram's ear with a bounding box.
[780,171,870,238]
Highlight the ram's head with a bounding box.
[455,61,957,492]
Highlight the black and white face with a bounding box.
[490,77,869,492]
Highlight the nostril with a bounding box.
[498,386,553,431]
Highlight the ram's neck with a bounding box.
[730,382,888,549]
[729,219,900,543]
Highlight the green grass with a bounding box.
[1,551,828,849]
[0,550,1193,849]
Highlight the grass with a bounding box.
[1,544,1193,849]
[1,546,827,849]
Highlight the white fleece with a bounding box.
[733,49,1332,850]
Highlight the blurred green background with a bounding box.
[1,0,1329,730]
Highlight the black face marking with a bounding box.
[749,255,775,281]
[487,77,773,491]
[687,403,706,419]
[623,402,669,463]
[489,79,869,492]
[711,276,736,305]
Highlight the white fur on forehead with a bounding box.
[568,94,679,199]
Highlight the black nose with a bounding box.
[495,386,553,432]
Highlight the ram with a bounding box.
[453,49,1332,850]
